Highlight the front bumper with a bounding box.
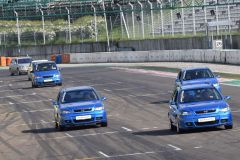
[178,111,232,129]
[33,77,62,86]
[59,110,107,127]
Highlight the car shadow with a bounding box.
[133,127,224,136]
[150,100,169,105]
[22,125,98,134]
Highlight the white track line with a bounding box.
[0,100,50,106]
[0,93,36,99]
[0,89,22,92]
[98,151,110,158]
[167,144,182,151]
[103,89,112,92]
[121,127,133,132]
[65,133,73,138]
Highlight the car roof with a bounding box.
[13,57,32,60]
[35,61,55,64]
[180,83,214,90]
[181,67,210,72]
[61,86,94,92]
[32,60,48,63]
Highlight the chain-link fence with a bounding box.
[0,0,240,48]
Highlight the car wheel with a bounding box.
[55,121,59,129]
[169,120,175,131]
[101,122,108,127]
[225,124,233,130]
[58,83,62,86]
[176,122,183,134]
[17,69,20,75]
[28,77,31,81]
[32,82,37,88]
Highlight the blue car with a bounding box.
[176,67,221,92]
[168,84,233,133]
[53,86,108,130]
[31,61,62,88]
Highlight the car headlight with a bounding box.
[213,83,219,88]
[219,106,230,112]
[61,110,71,114]
[54,74,60,78]
[94,106,104,111]
[34,76,42,79]
[181,111,191,115]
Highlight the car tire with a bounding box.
[169,120,175,131]
[55,121,59,129]
[225,124,233,130]
[58,83,62,86]
[176,122,183,134]
[28,77,31,81]
[101,122,108,127]
[32,82,37,88]
[17,69,20,76]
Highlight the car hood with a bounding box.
[179,100,227,112]
[182,78,218,86]
[59,100,103,110]
[34,70,60,77]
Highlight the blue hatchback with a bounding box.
[53,86,108,130]
[168,84,233,133]
[31,61,62,88]
[175,67,221,92]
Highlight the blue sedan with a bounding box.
[175,67,221,92]
[168,84,233,133]
[53,86,108,130]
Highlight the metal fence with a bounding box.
[0,0,240,50]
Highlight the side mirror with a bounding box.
[215,74,221,78]
[50,99,58,105]
[101,96,107,101]
[224,96,231,101]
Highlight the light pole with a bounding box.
[157,0,164,36]
[91,4,98,42]
[137,1,144,39]
[148,0,154,38]
[40,9,45,45]
[14,10,21,46]
[65,7,71,43]
[129,2,135,39]
[102,0,110,52]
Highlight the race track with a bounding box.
[0,66,240,160]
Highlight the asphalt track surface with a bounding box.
[0,66,240,160]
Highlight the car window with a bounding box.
[36,63,57,71]
[179,88,222,104]
[61,89,99,104]
[177,71,182,80]
[171,90,178,103]
[18,58,32,64]
[183,69,214,80]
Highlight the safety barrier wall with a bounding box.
[70,50,240,65]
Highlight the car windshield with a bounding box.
[18,58,32,64]
[36,63,57,71]
[179,88,222,104]
[62,89,99,104]
[183,69,214,80]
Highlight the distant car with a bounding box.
[27,60,48,81]
[168,84,233,133]
[31,61,62,88]
[9,57,32,75]
[53,86,108,130]
[176,67,221,92]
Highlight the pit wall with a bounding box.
[70,50,240,65]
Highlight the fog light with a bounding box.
[221,119,228,123]
[186,122,193,126]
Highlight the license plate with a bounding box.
[198,117,215,123]
[76,115,91,120]
[44,79,53,82]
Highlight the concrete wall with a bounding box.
[1,35,240,58]
[70,50,240,65]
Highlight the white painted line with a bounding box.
[232,110,240,113]
[128,94,136,97]
[0,121,55,127]
[90,82,123,87]
[0,89,22,92]
[65,133,73,138]
[0,93,36,99]
[0,108,53,116]
[142,128,149,130]
[114,87,144,91]
[0,100,51,106]
[8,102,14,105]
[167,144,182,151]
[121,127,133,132]
[98,151,110,158]
[153,127,158,129]
[103,89,111,92]
[0,84,11,88]
[194,146,202,149]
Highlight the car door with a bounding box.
[9,59,17,73]
[169,89,179,124]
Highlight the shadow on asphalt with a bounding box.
[133,127,224,136]
[150,100,169,105]
[22,125,98,134]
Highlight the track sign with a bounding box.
[212,40,223,49]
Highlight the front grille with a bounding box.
[43,75,53,78]
[74,108,92,112]
[74,118,94,123]
[195,109,216,114]
[195,120,219,126]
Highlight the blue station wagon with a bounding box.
[168,84,233,133]
[176,67,221,92]
[53,86,108,130]
[31,61,62,88]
